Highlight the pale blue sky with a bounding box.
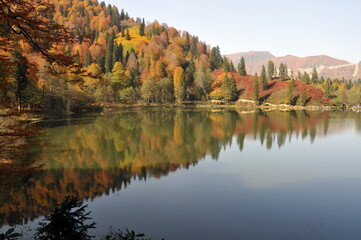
[105,0,361,63]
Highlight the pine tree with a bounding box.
[279,63,288,78]
[230,62,235,73]
[185,32,190,52]
[222,74,237,101]
[274,66,277,77]
[139,18,145,36]
[223,57,230,72]
[12,50,29,109]
[128,64,141,88]
[105,32,115,73]
[141,79,159,103]
[59,5,64,16]
[287,78,295,105]
[190,37,198,55]
[118,43,123,63]
[267,60,275,80]
[237,57,247,76]
[324,80,331,97]
[185,60,195,99]
[63,46,71,57]
[112,43,118,67]
[210,46,222,70]
[284,64,288,78]
[84,49,92,67]
[97,56,106,73]
[158,77,174,103]
[111,7,120,29]
[311,67,319,83]
[303,72,311,84]
[74,50,81,65]
[120,9,125,21]
[126,29,131,40]
[159,62,167,78]
[253,75,259,104]
[260,65,267,90]
[299,90,307,106]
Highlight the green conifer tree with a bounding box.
[324,80,331,97]
[260,65,267,90]
[253,75,259,104]
[237,57,247,76]
[223,57,230,72]
[84,49,92,67]
[74,50,81,65]
[279,63,288,78]
[185,60,195,99]
[120,9,125,21]
[112,43,120,67]
[126,29,131,40]
[12,50,29,109]
[303,72,311,84]
[105,33,115,73]
[190,37,198,55]
[210,46,223,70]
[267,60,275,80]
[139,18,145,36]
[311,67,319,83]
[222,74,237,101]
[230,62,236,73]
[287,78,295,105]
[299,90,307,106]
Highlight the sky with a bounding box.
[105,0,361,63]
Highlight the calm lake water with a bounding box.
[1,109,361,239]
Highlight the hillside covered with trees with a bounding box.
[1,0,361,116]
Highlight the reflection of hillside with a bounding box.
[0,110,360,226]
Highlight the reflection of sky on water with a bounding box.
[85,119,361,240]
[217,128,361,189]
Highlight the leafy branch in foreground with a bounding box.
[102,227,166,240]
[0,228,21,240]
[34,195,96,240]
[102,227,149,240]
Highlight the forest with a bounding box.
[1,0,361,117]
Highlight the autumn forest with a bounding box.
[1,0,361,117]
[1,1,361,239]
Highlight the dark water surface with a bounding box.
[1,109,361,239]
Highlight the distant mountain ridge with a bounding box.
[226,51,361,80]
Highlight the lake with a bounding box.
[1,109,361,239]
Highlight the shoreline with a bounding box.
[96,101,351,112]
[12,101,361,123]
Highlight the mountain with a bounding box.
[227,51,275,66]
[226,51,361,81]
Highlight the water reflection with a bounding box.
[0,110,360,227]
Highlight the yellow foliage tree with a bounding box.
[83,63,102,89]
[173,66,185,102]
[111,62,129,95]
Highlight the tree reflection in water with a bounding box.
[1,109,360,227]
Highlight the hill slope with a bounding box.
[3,0,360,110]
